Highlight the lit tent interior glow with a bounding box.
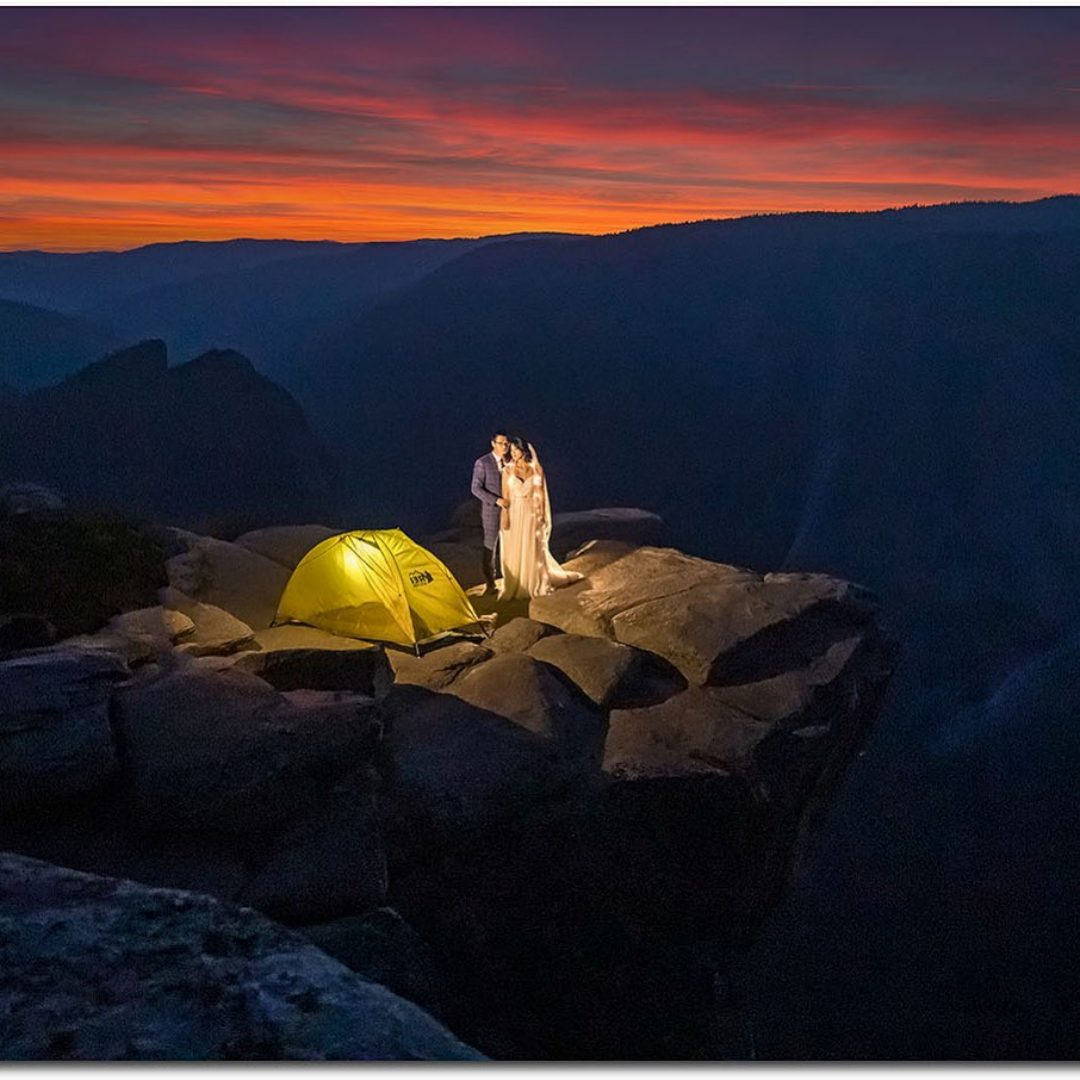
[273,529,482,649]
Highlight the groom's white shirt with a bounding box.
[492,452,506,470]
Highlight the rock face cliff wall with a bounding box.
[0,517,896,1060]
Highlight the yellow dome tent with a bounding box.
[273,528,482,650]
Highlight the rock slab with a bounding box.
[161,587,256,657]
[165,536,292,630]
[450,651,606,762]
[0,852,483,1060]
[378,684,573,842]
[234,525,340,570]
[239,784,388,925]
[388,642,492,691]
[528,632,685,710]
[233,646,392,696]
[65,606,195,666]
[0,648,129,813]
[531,547,877,686]
[302,908,443,1019]
[111,667,381,834]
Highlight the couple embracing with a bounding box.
[471,431,584,601]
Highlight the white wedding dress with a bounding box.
[499,464,584,601]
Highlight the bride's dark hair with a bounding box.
[508,436,533,462]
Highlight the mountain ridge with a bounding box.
[0,298,120,390]
[4,193,1078,260]
[0,339,336,533]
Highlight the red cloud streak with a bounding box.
[2,8,1079,250]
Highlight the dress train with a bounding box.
[499,469,583,600]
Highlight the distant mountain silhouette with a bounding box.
[0,239,344,312]
[0,299,121,390]
[0,340,336,533]
[0,234,577,384]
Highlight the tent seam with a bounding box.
[381,530,419,643]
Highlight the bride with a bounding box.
[498,437,584,600]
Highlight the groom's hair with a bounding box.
[493,429,509,440]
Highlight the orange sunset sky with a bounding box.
[3,6,1080,251]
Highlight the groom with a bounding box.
[471,431,510,593]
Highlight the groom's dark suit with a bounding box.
[471,451,505,590]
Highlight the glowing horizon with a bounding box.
[3,7,1079,252]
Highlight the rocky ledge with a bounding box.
[0,513,897,1060]
[0,852,481,1061]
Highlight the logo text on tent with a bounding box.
[409,570,435,587]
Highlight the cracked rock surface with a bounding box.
[0,852,484,1061]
